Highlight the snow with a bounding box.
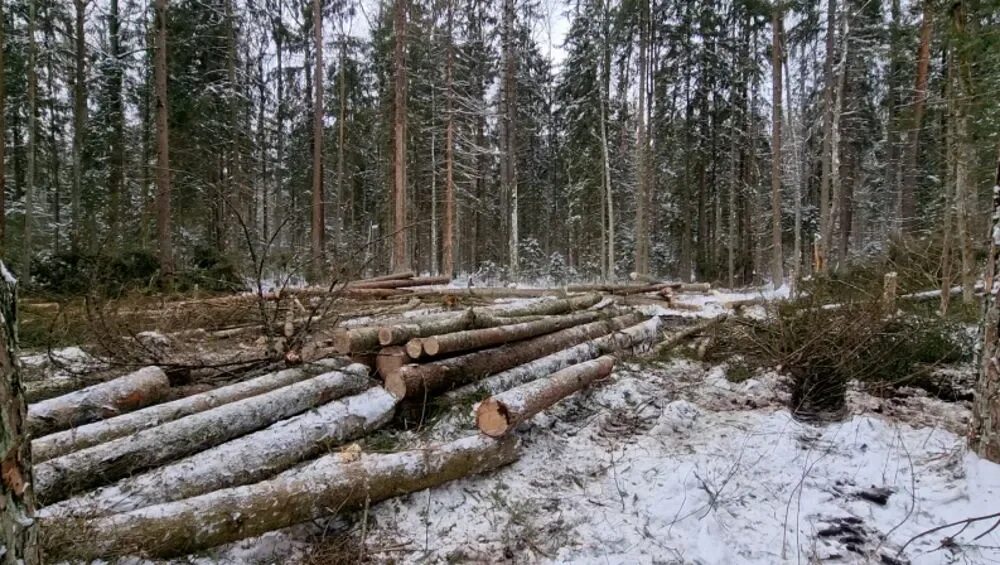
[184,357,1000,565]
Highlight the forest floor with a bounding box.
[201,360,1000,564]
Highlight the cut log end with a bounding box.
[476,399,511,437]
[375,346,410,380]
[377,326,395,346]
[404,339,425,359]
[421,336,440,357]
[384,371,408,400]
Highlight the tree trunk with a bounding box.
[391,0,409,272]
[445,316,662,401]
[501,0,518,278]
[34,367,369,504]
[970,149,1000,463]
[349,275,451,289]
[633,0,650,276]
[828,15,848,269]
[154,0,173,276]
[107,0,125,245]
[22,0,38,275]
[40,434,518,560]
[0,263,41,564]
[0,0,5,253]
[415,310,604,358]
[899,1,932,235]
[600,0,614,280]
[385,313,643,399]
[442,0,455,277]
[952,2,974,303]
[817,0,836,272]
[26,367,170,438]
[31,360,348,463]
[42,387,396,520]
[310,0,325,279]
[71,0,86,248]
[769,5,784,284]
[336,38,347,251]
[477,356,615,437]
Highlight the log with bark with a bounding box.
[27,366,170,438]
[348,275,451,290]
[34,364,370,504]
[653,315,728,356]
[349,270,415,284]
[43,387,397,519]
[332,311,463,354]
[411,310,605,359]
[564,282,669,295]
[384,312,643,400]
[445,316,662,400]
[488,293,602,317]
[407,287,563,299]
[41,434,519,560]
[477,356,616,437]
[31,359,349,463]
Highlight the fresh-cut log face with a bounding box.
[476,355,615,437]
[417,310,605,358]
[40,434,520,560]
[375,345,411,379]
[27,366,170,438]
[31,358,348,463]
[42,387,398,519]
[384,312,643,399]
[33,364,370,504]
[444,316,662,400]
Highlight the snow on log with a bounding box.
[488,293,601,317]
[564,283,668,295]
[444,316,662,400]
[26,367,170,438]
[31,359,348,463]
[407,287,562,299]
[384,313,643,400]
[349,275,451,290]
[375,346,412,379]
[377,309,476,346]
[476,356,616,437]
[416,310,604,359]
[41,434,520,560]
[43,387,397,519]
[34,364,370,504]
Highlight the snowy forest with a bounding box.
[0,0,996,285]
[3,0,1000,563]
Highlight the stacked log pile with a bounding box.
[18,279,723,560]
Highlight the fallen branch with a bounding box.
[653,315,728,356]
[41,434,520,560]
[477,356,616,437]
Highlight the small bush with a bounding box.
[31,249,161,297]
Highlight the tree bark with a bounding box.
[445,316,662,401]
[0,263,41,564]
[31,360,348,463]
[385,313,643,399]
[899,1,932,236]
[769,4,784,284]
[633,0,650,276]
[27,367,170,438]
[40,434,518,560]
[416,310,604,358]
[154,0,173,276]
[501,0,519,278]
[971,150,1000,463]
[349,275,451,289]
[311,0,325,279]
[22,0,38,274]
[375,345,412,378]
[477,356,615,437]
[442,0,456,277]
[34,367,369,504]
[42,387,396,520]
[107,0,125,244]
[391,0,410,272]
[817,0,836,272]
[0,0,5,252]
[71,0,87,248]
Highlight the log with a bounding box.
[375,346,412,379]
[377,309,476,346]
[385,313,643,399]
[34,364,370,504]
[675,282,711,292]
[41,434,520,560]
[564,283,669,295]
[349,275,451,290]
[653,315,728,356]
[476,356,616,437]
[350,270,415,284]
[415,310,605,359]
[407,287,562,299]
[489,293,601,317]
[31,359,349,463]
[27,367,170,438]
[43,387,397,520]
[332,311,463,354]
[445,316,663,400]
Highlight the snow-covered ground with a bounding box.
[202,358,999,565]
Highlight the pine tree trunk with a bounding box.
[600,0,614,281]
[633,0,650,276]
[22,0,37,275]
[311,0,325,279]
[899,1,932,236]
[337,39,347,251]
[817,0,836,272]
[477,356,615,437]
[107,0,124,246]
[0,263,41,564]
[154,0,173,276]
[392,0,409,272]
[71,0,86,248]
[442,0,455,277]
[501,0,519,279]
[970,150,1000,463]
[42,386,396,520]
[769,5,784,284]
[40,434,519,560]
[0,0,4,252]
[34,367,369,504]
